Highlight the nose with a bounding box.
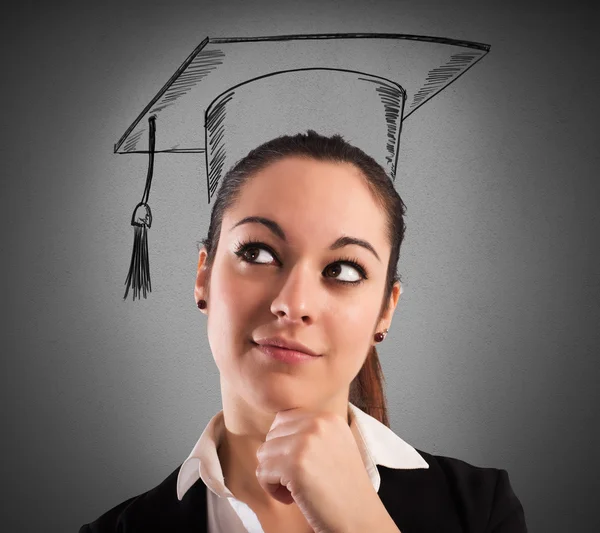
[270,261,318,325]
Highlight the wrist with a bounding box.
[347,495,401,533]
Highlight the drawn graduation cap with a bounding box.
[116,33,490,300]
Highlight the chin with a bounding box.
[249,387,310,413]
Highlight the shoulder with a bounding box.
[78,464,190,533]
[78,493,139,533]
[418,450,528,532]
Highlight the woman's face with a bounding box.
[196,156,400,415]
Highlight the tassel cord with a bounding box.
[123,115,157,300]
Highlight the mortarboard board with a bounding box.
[116,33,490,300]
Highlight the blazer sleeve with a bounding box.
[486,469,528,533]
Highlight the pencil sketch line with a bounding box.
[114,36,211,153]
[410,52,481,110]
[117,36,489,155]
[123,130,145,154]
[204,124,210,205]
[124,149,206,154]
[141,115,157,204]
[203,69,407,201]
[123,226,151,300]
[393,95,407,181]
[123,115,156,300]
[206,91,234,200]
[209,127,225,153]
[161,89,191,102]
[149,50,226,116]
[209,33,490,52]
[358,77,404,178]
[204,67,403,123]
[209,146,226,197]
[405,52,488,119]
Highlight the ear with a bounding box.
[194,247,210,313]
[374,281,402,338]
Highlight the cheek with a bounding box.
[333,298,377,340]
[205,258,258,364]
[324,304,376,375]
[210,256,253,319]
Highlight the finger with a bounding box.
[266,415,319,441]
[258,434,294,461]
[269,483,295,505]
[271,408,316,429]
[256,461,294,504]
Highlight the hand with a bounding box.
[256,407,394,533]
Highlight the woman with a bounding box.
[80,131,527,532]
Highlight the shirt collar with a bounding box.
[176,401,429,501]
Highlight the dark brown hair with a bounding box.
[199,130,407,428]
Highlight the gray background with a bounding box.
[3,1,599,532]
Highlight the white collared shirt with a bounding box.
[176,402,429,533]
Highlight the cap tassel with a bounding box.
[124,115,156,300]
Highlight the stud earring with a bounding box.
[197,299,207,310]
[374,328,388,343]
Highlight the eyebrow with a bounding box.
[230,216,381,262]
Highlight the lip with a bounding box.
[252,343,320,364]
[253,337,321,357]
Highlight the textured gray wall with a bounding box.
[2,1,599,532]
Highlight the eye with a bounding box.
[323,262,364,284]
[236,242,277,265]
[233,239,368,286]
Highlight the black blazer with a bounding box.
[79,450,527,532]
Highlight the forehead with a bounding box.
[224,156,388,249]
